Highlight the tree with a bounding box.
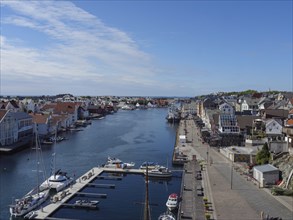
[256,142,270,165]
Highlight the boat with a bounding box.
[166,193,179,211]
[75,199,99,208]
[158,211,176,220]
[39,168,74,192]
[144,165,151,220]
[103,156,135,169]
[147,167,172,178]
[140,162,164,170]
[166,103,181,123]
[39,126,74,192]
[10,131,50,217]
[24,211,37,219]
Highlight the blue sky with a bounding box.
[0,0,292,97]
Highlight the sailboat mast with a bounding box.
[53,123,58,177]
[35,127,40,195]
[144,165,151,220]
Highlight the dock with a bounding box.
[33,167,146,219]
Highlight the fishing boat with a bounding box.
[39,126,74,192]
[10,131,50,217]
[166,193,179,211]
[103,156,135,169]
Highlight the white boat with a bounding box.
[158,212,176,220]
[75,199,99,208]
[147,167,172,178]
[140,162,164,170]
[166,193,179,211]
[103,156,135,169]
[39,169,74,192]
[10,131,50,217]
[24,211,37,219]
[40,126,74,192]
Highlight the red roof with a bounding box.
[287,119,293,125]
[30,113,49,124]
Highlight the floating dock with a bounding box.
[33,167,146,219]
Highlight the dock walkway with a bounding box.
[34,167,103,219]
[34,167,145,219]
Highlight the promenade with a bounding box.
[177,115,293,220]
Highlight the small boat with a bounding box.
[158,212,176,220]
[140,162,164,170]
[103,156,135,169]
[146,167,172,178]
[166,193,179,211]
[24,211,37,219]
[75,200,99,208]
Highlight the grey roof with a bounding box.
[253,164,278,173]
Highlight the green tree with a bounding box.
[256,142,270,165]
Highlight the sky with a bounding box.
[0,0,292,97]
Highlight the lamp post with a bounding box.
[230,160,233,190]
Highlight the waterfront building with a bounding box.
[0,110,33,147]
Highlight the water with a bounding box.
[0,108,181,219]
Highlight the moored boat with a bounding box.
[166,193,179,211]
[103,156,135,169]
[75,199,99,208]
[158,211,176,220]
[39,169,74,192]
[146,167,172,178]
[10,189,49,217]
[40,127,74,192]
[10,130,50,217]
[24,211,37,219]
[140,162,164,170]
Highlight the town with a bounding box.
[1,90,293,219]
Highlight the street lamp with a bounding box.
[230,160,233,190]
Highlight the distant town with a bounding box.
[1,90,293,188]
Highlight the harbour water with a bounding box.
[0,108,181,220]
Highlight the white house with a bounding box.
[253,164,279,187]
[219,102,234,114]
[265,118,283,138]
[218,103,240,134]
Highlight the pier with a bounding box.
[33,167,147,219]
[34,167,104,219]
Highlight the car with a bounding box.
[197,185,203,191]
[197,190,204,196]
[196,174,202,180]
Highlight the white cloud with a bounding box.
[1,1,161,95]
